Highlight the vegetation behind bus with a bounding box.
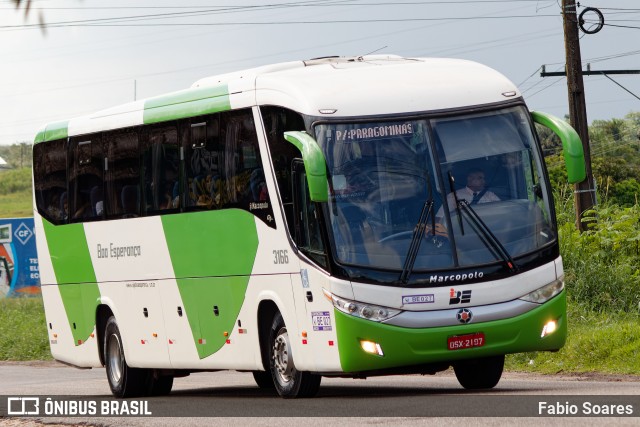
[0,167,33,218]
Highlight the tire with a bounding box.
[268,312,321,398]
[148,370,174,396]
[104,316,150,398]
[252,371,275,389]
[453,355,505,390]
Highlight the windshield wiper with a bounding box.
[399,199,433,284]
[448,171,465,235]
[457,200,518,273]
[400,172,437,284]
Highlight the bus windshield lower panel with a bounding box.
[314,106,556,276]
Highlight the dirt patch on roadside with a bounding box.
[504,371,640,382]
[0,361,60,368]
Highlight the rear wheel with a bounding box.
[453,355,504,390]
[104,316,150,397]
[268,312,321,398]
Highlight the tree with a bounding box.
[0,143,33,169]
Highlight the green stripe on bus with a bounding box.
[34,121,69,144]
[42,220,100,346]
[44,121,69,142]
[34,130,46,144]
[143,85,231,125]
[161,210,259,359]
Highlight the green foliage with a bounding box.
[507,310,640,374]
[535,122,562,156]
[546,157,569,195]
[0,168,33,218]
[547,112,640,207]
[0,297,52,360]
[588,112,640,206]
[0,191,33,218]
[0,167,33,195]
[556,196,640,313]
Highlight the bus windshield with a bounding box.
[314,106,556,273]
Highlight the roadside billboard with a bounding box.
[0,218,40,298]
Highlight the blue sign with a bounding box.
[0,217,40,298]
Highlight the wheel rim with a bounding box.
[106,333,123,386]
[272,326,295,385]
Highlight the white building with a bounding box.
[0,155,9,170]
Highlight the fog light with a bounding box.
[541,320,557,338]
[360,340,384,356]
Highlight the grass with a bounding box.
[0,297,52,360]
[506,309,640,375]
[0,190,33,218]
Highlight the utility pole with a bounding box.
[562,0,596,232]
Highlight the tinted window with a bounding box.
[69,135,104,222]
[184,117,221,210]
[142,126,179,215]
[261,106,307,234]
[105,131,140,219]
[181,109,275,227]
[33,139,67,224]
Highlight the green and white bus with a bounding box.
[33,55,585,398]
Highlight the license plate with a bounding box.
[311,311,332,331]
[447,332,485,350]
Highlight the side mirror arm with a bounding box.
[531,111,586,184]
[284,131,329,202]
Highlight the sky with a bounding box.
[1,0,639,146]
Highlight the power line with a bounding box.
[602,23,640,30]
[524,76,564,99]
[582,6,640,12]
[2,15,559,31]
[601,74,640,102]
[2,0,560,31]
[3,0,559,9]
[3,0,357,29]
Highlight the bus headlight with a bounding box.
[323,289,401,322]
[519,277,564,304]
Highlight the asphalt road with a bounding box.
[1,361,639,426]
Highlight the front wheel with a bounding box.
[104,316,150,398]
[269,312,321,398]
[453,355,505,390]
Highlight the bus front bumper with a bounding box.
[335,290,566,373]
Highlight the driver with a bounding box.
[439,168,500,217]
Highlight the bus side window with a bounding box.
[69,135,104,223]
[261,106,307,236]
[218,109,275,227]
[182,116,220,210]
[34,139,68,225]
[105,131,140,219]
[143,126,179,214]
